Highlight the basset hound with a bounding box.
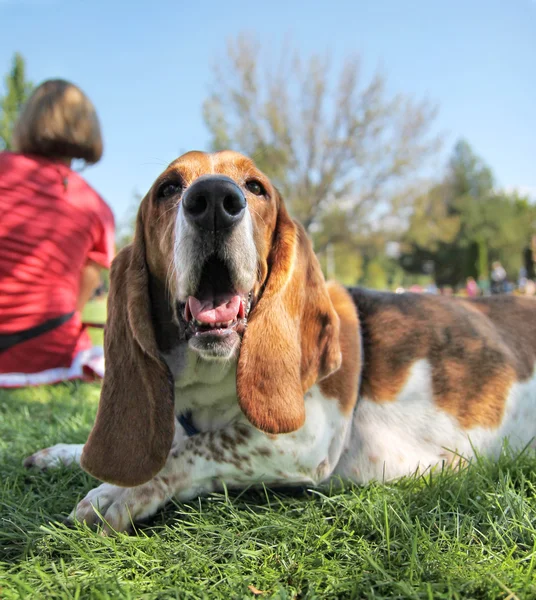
[25,151,536,533]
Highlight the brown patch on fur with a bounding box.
[135,485,162,503]
[183,429,253,469]
[234,424,252,444]
[316,459,330,479]
[205,436,224,462]
[319,283,361,415]
[255,447,272,457]
[468,295,536,380]
[220,431,235,450]
[350,289,533,428]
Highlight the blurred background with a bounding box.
[1,0,535,294]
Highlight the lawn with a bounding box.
[82,298,107,346]
[1,318,536,598]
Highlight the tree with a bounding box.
[203,35,441,253]
[401,140,536,286]
[0,53,33,151]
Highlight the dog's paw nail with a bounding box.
[23,456,35,468]
[60,517,76,529]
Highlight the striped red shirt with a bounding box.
[0,152,114,374]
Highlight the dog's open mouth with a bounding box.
[184,256,252,338]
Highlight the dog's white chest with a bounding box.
[173,350,243,432]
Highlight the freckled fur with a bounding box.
[351,288,535,428]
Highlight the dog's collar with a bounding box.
[178,412,200,437]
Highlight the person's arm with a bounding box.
[76,260,103,312]
[79,198,115,313]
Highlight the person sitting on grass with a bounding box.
[0,79,114,387]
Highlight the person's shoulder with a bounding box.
[1,151,25,163]
[0,152,64,188]
[1,151,58,165]
[0,151,42,170]
[0,151,17,164]
[0,151,15,173]
[96,193,115,226]
[71,174,114,224]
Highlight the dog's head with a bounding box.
[81,151,342,486]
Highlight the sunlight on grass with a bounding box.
[1,382,536,598]
[82,298,107,346]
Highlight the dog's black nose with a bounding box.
[182,175,246,231]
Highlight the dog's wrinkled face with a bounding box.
[143,151,278,361]
[80,150,343,485]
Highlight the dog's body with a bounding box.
[25,151,536,533]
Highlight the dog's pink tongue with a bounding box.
[188,295,241,324]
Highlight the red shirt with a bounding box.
[0,152,114,374]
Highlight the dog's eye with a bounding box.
[157,181,182,199]
[245,180,266,196]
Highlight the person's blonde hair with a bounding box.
[12,79,103,164]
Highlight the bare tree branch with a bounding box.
[203,35,441,248]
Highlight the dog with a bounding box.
[25,150,536,533]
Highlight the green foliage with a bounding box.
[402,140,536,287]
[82,298,107,346]
[0,53,33,151]
[363,259,388,290]
[2,383,536,598]
[448,138,495,199]
[317,242,364,285]
[403,183,461,251]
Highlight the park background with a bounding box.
[2,2,536,598]
[2,0,535,293]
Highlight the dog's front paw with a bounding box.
[68,480,168,534]
[23,443,84,469]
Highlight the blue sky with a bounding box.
[1,0,535,224]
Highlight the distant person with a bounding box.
[490,261,507,295]
[0,79,114,387]
[466,276,479,298]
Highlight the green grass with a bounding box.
[2,384,536,599]
[82,299,107,346]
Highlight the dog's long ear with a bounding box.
[80,210,175,487]
[236,200,342,434]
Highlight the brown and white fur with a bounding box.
[25,151,536,533]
